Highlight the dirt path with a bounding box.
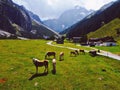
[47,41,120,61]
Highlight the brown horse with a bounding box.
[70,51,77,56]
[75,50,79,55]
[32,58,49,73]
[59,52,64,61]
[89,50,97,56]
[45,51,56,59]
[79,49,85,54]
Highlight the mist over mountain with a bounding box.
[43,6,94,32]
[12,0,117,20]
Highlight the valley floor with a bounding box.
[49,41,120,61]
[0,40,120,90]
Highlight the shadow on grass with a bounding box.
[51,70,56,75]
[29,72,48,80]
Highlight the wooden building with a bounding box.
[88,36,116,46]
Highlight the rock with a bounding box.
[0,0,32,37]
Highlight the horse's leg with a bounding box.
[44,66,46,73]
[74,53,76,56]
[54,55,56,59]
[59,56,61,61]
[84,52,85,54]
[61,55,63,60]
[62,55,64,60]
[45,65,47,73]
[53,63,56,74]
[36,66,38,74]
[45,55,47,59]
[80,52,81,54]
[44,65,48,73]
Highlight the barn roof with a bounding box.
[73,37,82,39]
[89,36,116,42]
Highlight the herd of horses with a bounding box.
[32,49,98,74]
[70,49,85,56]
[32,51,63,74]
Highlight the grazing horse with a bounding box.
[98,49,100,53]
[52,59,56,74]
[59,52,64,61]
[79,49,85,54]
[70,51,77,57]
[45,51,56,59]
[89,50,97,56]
[75,50,79,55]
[32,58,49,73]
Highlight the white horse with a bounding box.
[52,59,56,74]
[59,52,64,61]
[32,58,49,73]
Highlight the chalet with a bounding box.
[72,37,82,44]
[55,35,64,44]
[102,39,116,46]
[88,36,116,46]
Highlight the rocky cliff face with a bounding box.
[0,0,32,38]
[28,10,42,23]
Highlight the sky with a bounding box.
[12,0,117,20]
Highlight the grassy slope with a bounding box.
[0,40,120,90]
[87,18,120,55]
[88,18,120,41]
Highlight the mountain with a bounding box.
[0,0,32,38]
[87,18,120,41]
[63,0,120,39]
[27,10,42,23]
[0,0,60,39]
[31,19,60,39]
[43,6,94,32]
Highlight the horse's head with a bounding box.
[52,59,56,64]
[32,58,38,64]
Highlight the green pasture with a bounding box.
[0,40,120,90]
[94,45,120,55]
[53,40,92,51]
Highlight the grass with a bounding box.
[54,40,120,55]
[0,40,120,90]
[53,40,92,51]
[88,18,120,41]
[93,45,120,55]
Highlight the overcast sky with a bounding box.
[12,0,117,20]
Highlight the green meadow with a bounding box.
[0,40,120,90]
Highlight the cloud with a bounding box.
[12,0,117,20]
[12,0,30,9]
[82,0,117,10]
